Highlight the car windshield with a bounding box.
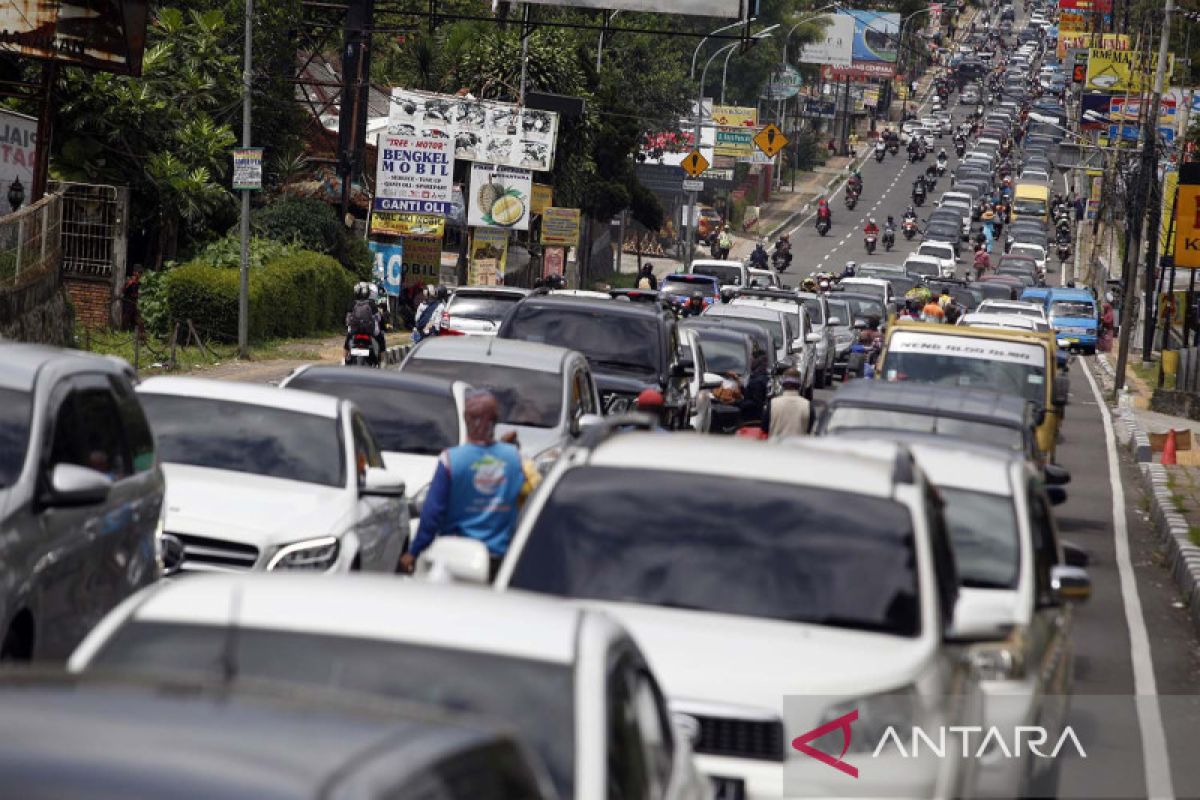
[87,623,577,798]
[1051,301,1095,319]
[285,377,459,455]
[692,264,742,285]
[825,407,1025,453]
[1013,199,1046,216]
[939,489,1020,589]
[505,306,660,377]
[0,387,31,488]
[447,294,522,322]
[661,279,713,297]
[883,333,1048,406]
[711,313,786,351]
[510,467,921,636]
[840,296,886,322]
[802,298,825,325]
[697,336,750,375]
[139,394,344,487]
[827,300,850,325]
[908,260,940,277]
[405,360,563,428]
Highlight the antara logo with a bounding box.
[791,710,859,778]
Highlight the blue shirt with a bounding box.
[410,442,525,559]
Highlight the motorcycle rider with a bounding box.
[816,196,832,222]
[412,285,448,343]
[937,148,948,170]
[681,291,707,318]
[749,239,770,268]
[773,234,793,269]
[912,175,927,203]
[847,170,863,196]
[840,260,857,279]
[874,137,886,160]
[883,216,896,250]
[863,217,880,251]
[345,282,384,363]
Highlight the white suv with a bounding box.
[433,430,983,799]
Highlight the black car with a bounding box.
[498,295,692,426]
[0,673,556,800]
[924,220,964,251]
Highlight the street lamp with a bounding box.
[690,18,753,80]
[7,178,24,213]
[595,10,621,71]
[721,23,781,104]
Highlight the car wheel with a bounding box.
[0,614,33,662]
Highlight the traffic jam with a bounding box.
[1,0,1198,799]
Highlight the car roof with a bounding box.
[827,380,1033,428]
[703,303,788,323]
[0,672,510,800]
[510,294,662,320]
[0,342,127,392]
[285,366,458,397]
[906,442,1020,496]
[452,286,531,299]
[118,574,584,665]
[585,432,912,498]
[1046,288,1096,302]
[137,376,341,419]
[408,336,573,374]
[691,259,744,269]
[961,312,1042,330]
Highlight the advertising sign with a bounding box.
[842,9,900,64]
[1110,94,1176,125]
[797,14,854,67]
[822,61,897,80]
[1058,32,1127,58]
[402,236,442,287]
[0,109,35,206]
[714,129,754,158]
[1086,48,1175,93]
[542,246,566,279]
[1058,0,1112,10]
[369,212,445,238]
[0,0,149,75]
[804,98,837,118]
[388,88,558,172]
[231,148,263,191]
[373,133,454,214]
[468,163,533,231]
[469,227,509,285]
[1079,93,1113,130]
[519,0,739,17]
[1173,164,1200,269]
[369,240,404,296]
[1058,12,1089,31]
[762,65,803,99]
[541,207,581,247]
[711,105,758,128]
[531,183,554,215]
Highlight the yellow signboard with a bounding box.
[541,207,581,247]
[469,228,509,285]
[1162,169,1178,258]
[1058,32,1127,59]
[402,236,442,287]
[1086,47,1175,93]
[369,212,445,238]
[1174,180,1200,269]
[531,183,554,215]
[753,124,788,158]
[1058,12,1088,32]
[711,105,758,128]
[682,150,710,177]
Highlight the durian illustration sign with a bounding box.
[468,163,533,232]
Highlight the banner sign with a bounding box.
[518,0,740,18]
[0,109,35,206]
[1110,94,1177,125]
[369,212,445,238]
[804,98,837,118]
[822,61,896,80]
[469,227,510,285]
[403,236,442,287]
[468,162,533,231]
[0,0,150,75]
[1058,0,1112,10]
[1086,48,1175,93]
[369,240,404,296]
[1058,32,1127,58]
[711,105,758,128]
[762,64,803,99]
[715,129,754,157]
[842,10,900,64]
[797,14,854,67]
[373,133,454,214]
[1058,12,1089,31]
[1079,94,1113,130]
[543,246,566,278]
[531,183,554,215]
[388,88,558,172]
[1173,164,1200,269]
[231,148,263,191]
[541,207,581,247]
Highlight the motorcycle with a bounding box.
[845,190,859,210]
[936,159,947,176]
[772,247,792,271]
[875,146,886,163]
[816,215,831,236]
[912,187,927,206]
[887,139,900,156]
[1057,242,1071,263]
[883,227,895,252]
[864,232,877,254]
[346,333,380,367]
[902,218,918,240]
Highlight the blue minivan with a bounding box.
[1043,288,1098,353]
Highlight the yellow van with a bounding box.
[1011,182,1050,223]
[877,322,1065,460]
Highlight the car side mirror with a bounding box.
[828,317,843,326]
[702,371,723,390]
[1046,486,1068,506]
[44,463,112,507]
[805,332,823,345]
[1043,463,1071,485]
[361,467,405,498]
[1050,564,1091,604]
[417,537,491,585]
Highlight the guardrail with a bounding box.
[0,194,62,290]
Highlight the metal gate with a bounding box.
[49,181,128,279]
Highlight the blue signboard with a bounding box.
[840,10,900,64]
[369,240,404,296]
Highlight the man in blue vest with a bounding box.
[400,390,526,580]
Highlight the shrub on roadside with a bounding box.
[253,195,373,282]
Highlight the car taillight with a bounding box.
[439,328,465,336]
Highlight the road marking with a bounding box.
[1080,362,1176,800]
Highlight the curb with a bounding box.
[384,343,411,365]
[1094,354,1152,462]
[1139,462,1200,633]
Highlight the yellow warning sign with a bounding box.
[682,150,710,178]
[754,124,789,158]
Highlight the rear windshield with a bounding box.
[0,387,31,488]
[140,394,344,487]
[510,467,921,636]
[285,376,460,455]
[691,264,743,286]
[661,277,715,297]
[1013,199,1047,217]
[504,306,660,378]
[825,407,1025,454]
[1050,300,1095,319]
[405,360,563,428]
[88,624,578,798]
[709,312,787,351]
[447,294,522,322]
[696,336,750,375]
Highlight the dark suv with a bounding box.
[497,295,694,428]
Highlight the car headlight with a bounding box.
[267,536,340,571]
[408,483,429,518]
[812,686,921,755]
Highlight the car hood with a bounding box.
[162,463,352,547]
[380,451,440,497]
[577,600,933,711]
[593,370,659,396]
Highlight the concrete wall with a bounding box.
[0,262,75,346]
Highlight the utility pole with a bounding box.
[238,0,253,359]
[1115,0,1173,394]
[1141,0,1174,364]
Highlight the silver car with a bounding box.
[0,344,164,661]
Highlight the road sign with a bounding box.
[682,150,710,177]
[1174,163,1200,269]
[682,179,704,192]
[753,124,788,158]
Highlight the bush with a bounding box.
[189,234,303,271]
[253,195,373,281]
[164,250,353,342]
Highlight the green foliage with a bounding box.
[137,269,171,337]
[189,234,304,270]
[252,195,373,281]
[164,250,353,342]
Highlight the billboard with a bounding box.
[518,0,740,16]
[1086,47,1175,93]
[797,14,854,67]
[0,0,149,75]
[468,162,533,232]
[711,105,758,128]
[373,133,455,214]
[843,10,899,64]
[0,110,35,209]
[1059,0,1112,10]
[1173,164,1200,269]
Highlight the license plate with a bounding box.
[1064,338,1079,345]
[350,348,372,357]
[710,775,746,800]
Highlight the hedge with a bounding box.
[164,250,354,342]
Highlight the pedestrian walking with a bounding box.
[121,270,141,331]
[762,368,811,440]
[400,390,529,581]
[637,263,658,290]
[717,226,733,260]
[1098,301,1115,353]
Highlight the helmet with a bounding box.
[845,260,856,271]
[868,218,876,225]
[802,277,818,291]
[720,287,736,304]
[435,285,450,301]
[780,233,789,242]
[691,291,704,303]
[636,388,665,410]
[354,282,372,301]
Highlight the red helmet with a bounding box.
[636,388,665,410]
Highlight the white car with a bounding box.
[909,443,1088,798]
[1019,168,1051,185]
[477,433,983,800]
[68,575,711,800]
[441,286,531,336]
[137,377,409,573]
[838,276,895,310]
[704,302,816,396]
[690,259,749,290]
[917,241,959,277]
[747,267,781,288]
[903,253,944,281]
[1009,242,1048,274]
[732,290,834,387]
[976,299,1049,324]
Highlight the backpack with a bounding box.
[349,300,376,336]
[637,276,652,289]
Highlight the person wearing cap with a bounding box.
[761,368,810,440]
[400,390,526,579]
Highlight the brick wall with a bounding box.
[65,277,113,329]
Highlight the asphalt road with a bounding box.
[799,94,1200,797]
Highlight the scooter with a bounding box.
[772,248,792,271]
[936,159,947,176]
[345,333,381,367]
[816,215,831,236]
[1057,242,1072,263]
[845,190,859,210]
[875,147,886,163]
[883,227,895,252]
[912,187,927,206]
[865,232,877,254]
[902,218,918,240]
[887,139,899,156]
